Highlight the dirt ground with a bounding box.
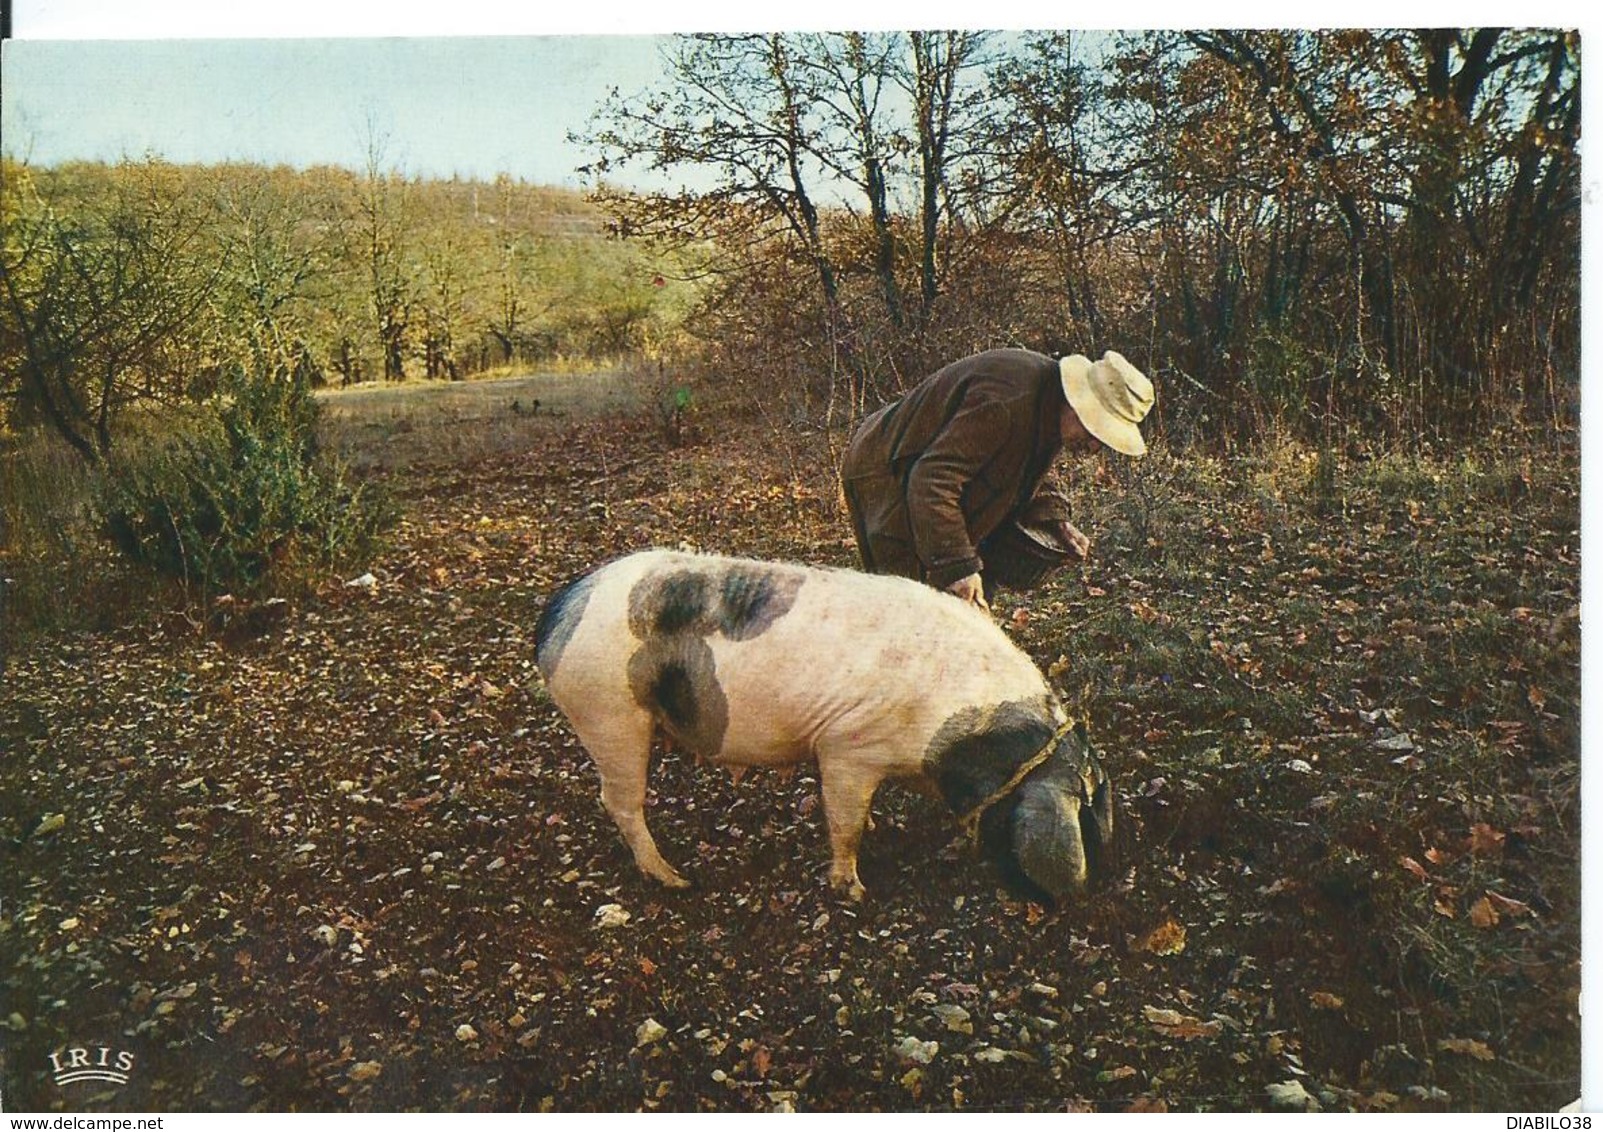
[0,385,1581,1112]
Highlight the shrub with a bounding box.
[95,366,396,596]
[656,382,699,447]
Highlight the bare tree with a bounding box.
[798,31,905,332]
[358,126,414,381]
[580,35,843,333]
[0,158,223,462]
[904,30,994,327]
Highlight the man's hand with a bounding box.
[947,573,990,612]
[1058,521,1091,561]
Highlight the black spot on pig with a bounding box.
[923,699,1058,817]
[628,559,804,643]
[652,662,700,729]
[631,568,713,637]
[717,564,804,640]
[534,570,598,677]
[626,636,729,757]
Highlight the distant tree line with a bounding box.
[1,158,684,462]
[580,28,1580,442]
[0,29,1578,461]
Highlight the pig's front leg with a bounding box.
[816,750,884,901]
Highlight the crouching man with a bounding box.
[841,348,1155,609]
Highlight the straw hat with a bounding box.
[1059,351,1155,457]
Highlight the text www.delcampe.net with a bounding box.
[10,1120,165,1131]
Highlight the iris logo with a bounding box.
[49,1045,136,1088]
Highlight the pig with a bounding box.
[533,549,1113,902]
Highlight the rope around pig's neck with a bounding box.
[957,717,1076,848]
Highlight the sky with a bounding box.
[1,36,667,186]
[0,2,976,188]
[5,0,1588,189]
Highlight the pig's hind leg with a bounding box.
[570,709,691,890]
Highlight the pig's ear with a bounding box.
[1010,780,1089,904]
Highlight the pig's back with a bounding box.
[541,550,1050,762]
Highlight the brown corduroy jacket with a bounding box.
[840,348,1066,591]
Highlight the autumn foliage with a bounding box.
[580,30,1579,442]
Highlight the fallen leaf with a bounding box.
[1136,919,1186,956]
[893,1036,938,1065]
[1468,823,1506,856]
[1129,601,1161,624]
[1469,896,1499,929]
[1485,891,1534,918]
[1438,1038,1494,1061]
[1143,1006,1187,1027]
[1309,991,1344,1010]
[1096,1065,1138,1082]
[1401,856,1430,882]
[932,1004,973,1034]
[348,1061,383,1083]
[1266,1079,1317,1109]
[1162,1018,1221,1040]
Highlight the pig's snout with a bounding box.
[1009,744,1114,904]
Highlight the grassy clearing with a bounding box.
[0,384,1579,1112]
[316,368,647,472]
[0,371,649,637]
